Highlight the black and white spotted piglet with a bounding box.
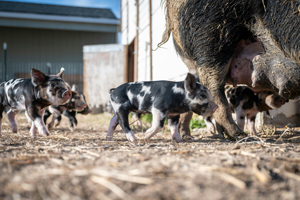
[226,86,287,135]
[0,68,72,137]
[205,85,288,136]
[43,86,90,131]
[107,73,218,142]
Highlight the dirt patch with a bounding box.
[1,113,300,200]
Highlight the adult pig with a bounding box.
[0,68,71,137]
[159,0,300,138]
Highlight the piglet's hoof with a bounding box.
[173,138,183,143]
[106,136,113,141]
[182,135,198,141]
[126,133,137,142]
[40,132,50,137]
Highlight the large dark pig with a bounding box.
[107,73,218,142]
[0,68,71,137]
[159,0,300,138]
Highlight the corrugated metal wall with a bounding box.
[0,26,117,93]
[0,62,83,92]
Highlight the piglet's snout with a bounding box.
[212,104,218,113]
[63,90,72,100]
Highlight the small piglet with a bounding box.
[43,85,88,131]
[225,85,287,135]
[61,102,92,130]
[0,68,72,137]
[107,73,218,142]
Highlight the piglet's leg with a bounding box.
[48,107,62,130]
[27,105,49,136]
[204,116,216,135]
[7,109,20,133]
[54,115,62,127]
[144,108,165,141]
[117,110,137,142]
[0,105,5,136]
[167,115,183,143]
[235,106,246,133]
[30,122,38,137]
[106,114,119,141]
[246,114,257,136]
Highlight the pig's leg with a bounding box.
[30,121,38,137]
[167,115,183,142]
[0,105,5,136]
[25,111,32,124]
[27,105,49,136]
[197,65,243,139]
[116,109,137,142]
[7,109,20,133]
[68,115,78,131]
[48,110,61,130]
[204,116,216,135]
[211,88,243,139]
[43,109,51,125]
[246,113,257,136]
[106,114,119,141]
[144,109,165,141]
[132,112,142,127]
[178,111,193,139]
[235,106,246,133]
[54,115,62,127]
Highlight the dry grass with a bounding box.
[1,113,300,200]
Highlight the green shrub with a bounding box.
[189,118,206,129]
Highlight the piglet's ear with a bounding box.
[184,73,197,93]
[31,68,46,86]
[56,67,65,78]
[71,84,78,91]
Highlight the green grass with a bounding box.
[129,113,207,129]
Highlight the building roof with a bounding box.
[0,1,119,32]
[0,1,117,19]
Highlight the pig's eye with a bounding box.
[50,83,56,88]
[200,94,207,99]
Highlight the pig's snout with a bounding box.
[63,90,72,100]
[212,104,218,113]
[279,98,286,105]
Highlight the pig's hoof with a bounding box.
[70,127,74,132]
[182,134,196,141]
[106,136,113,141]
[126,133,137,142]
[40,131,50,136]
[173,137,183,143]
[30,132,37,138]
[12,128,18,133]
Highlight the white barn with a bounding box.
[121,0,188,82]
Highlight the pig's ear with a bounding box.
[31,68,47,86]
[71,84,78,91]
[66,82,71,91]
[56,67,65,78]
[184,73,197,93]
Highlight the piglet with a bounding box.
[0,68,72,137]
[107,73,218,142]
[43,85,90,131]
[225,85,287,136]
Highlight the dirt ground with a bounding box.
[1,112,300,200]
